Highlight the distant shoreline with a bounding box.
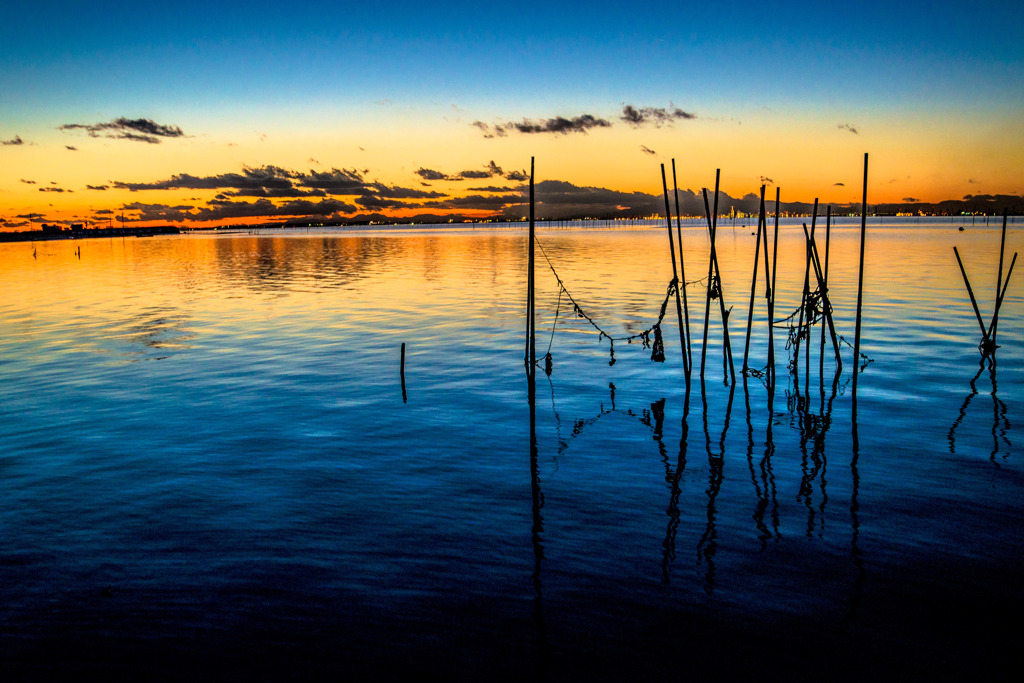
[0,225,180,243]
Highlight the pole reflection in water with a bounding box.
[948,363,1014,464]
[662,394,689,584]
[697,382,735,595]
[744,376,775,548]
[527,368,549,676]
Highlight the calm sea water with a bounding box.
[1,221,1021,681]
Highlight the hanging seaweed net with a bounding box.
[772,288,873,371]
[535,236,686,374]
[775,288,827,356]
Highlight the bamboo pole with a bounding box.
[803,224,843,370]
[820,206,831,376]
[527,157,536,374]
[852,153,868,397]
[671,159,693,373]
[794,200,818,377]
[769,188,780,389]
[400,343,407,403]
[953,246,988,337]
[662,164,690,381]
[985,252,1017,350]
[992,209,1008,344]
[709,173,735,385]
[742,185,767,373]
[700,188,714,382]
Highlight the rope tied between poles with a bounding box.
[534,235,679,372]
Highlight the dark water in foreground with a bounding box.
[1,223,1021,680]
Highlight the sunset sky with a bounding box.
[2,0,1021,228]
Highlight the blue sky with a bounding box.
[2,1,1022,226]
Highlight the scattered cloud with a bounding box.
[308,158,320,164]
[834,182,845,186]
[2,220,30,228]
[902,197,920,202]
[1,135,24,146]
[59,117,186,144]
[415,168,448,181]
[838,123,859,135]
[968,178,978,184]
[504,169,529,182]
[66,145,78,151]
[415,161,510,183]
[16,213,47,222]
[467,186,515,192]
[760,176,774,185]
[640,145,656,155]
[20,179,36,184]
[474,114,611,137]
[620,104,696,127]
[39,187,72,193]
[86,184,109,190]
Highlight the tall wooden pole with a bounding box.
[662,164,690,381]
[672,159,693,373]
[742,185,767,374]
[527,157,536,374]
[852,153,868,399]
[700,188,714,382]
[769,188,780,390]
[993,209,1008,344]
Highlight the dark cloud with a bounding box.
[1,135,24,146]
[221,187,329,198]
[86,184,109,190]
[838,123,859,135]
[368,183,445,199]
[467,186,515,192]
[115,165,307,192]
[504,169,529,182]
[302,168,367,192]
[2,220,30,228]
[620,105,696,127]
[59,117,186,144]
[66,145,78,151]
[499,179,665,219]
[510,114,611,135]
[475,114,611,137]
[833,182,845,186]
[94,209,114,215]
[193,198,357,222]
[355,195,411,210]
[640,145,656,155]
[16,213,47,222]
[760,176,774,185]
[415,168,449,181]
[902,197,920,202]
[20,179,36,184]
[422,194,524,210]
[968,178,978,184]
[415,162,506,182]
[39,187,72,193]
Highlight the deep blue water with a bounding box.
[1,223,1021,680]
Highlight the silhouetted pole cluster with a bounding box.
[671,160,693,381]
[953,208,1017,362]
[699,171,735,385]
